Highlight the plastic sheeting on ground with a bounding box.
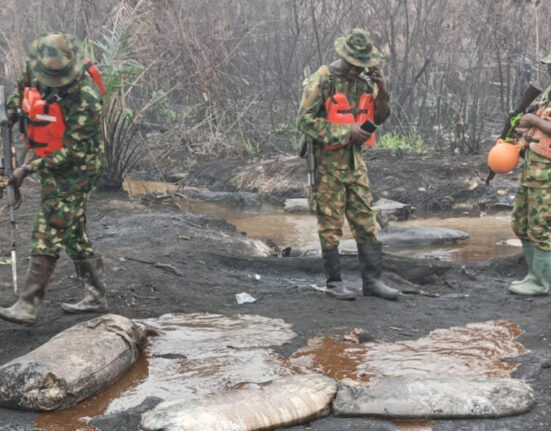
[333,377,535,419]
[141,374,337,431]
[0,314,146,411]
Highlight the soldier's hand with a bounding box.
[349,124,372,144]
[518,113,540,129]
[368,66,387,93]
[10,167,26,189]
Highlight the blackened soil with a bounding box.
[0,153,550,431]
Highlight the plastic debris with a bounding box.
[235,292,257,304]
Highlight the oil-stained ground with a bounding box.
[0,152,550,431]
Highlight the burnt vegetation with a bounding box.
[0,0,550,186]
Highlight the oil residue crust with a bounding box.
[37,313,297,431]
[291,320,526,431]
[291,320,526,384]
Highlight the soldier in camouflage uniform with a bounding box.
[509,52,551,297]
[0,32,107,324]
[297,29,399,301]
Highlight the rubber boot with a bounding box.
[61,255,109,313]
[0,256,56,324]
[509,241,536,291]
[510,247,551,296]
[357,242,400,300]
[322,248,356,301]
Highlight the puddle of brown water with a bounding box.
[123,177,518,261]
[291,320,525,431]
[35,313,296,430]
[122,178,179,196]
[291,320,526,384]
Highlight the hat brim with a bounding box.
[28,53,83,88]
[335,36,381,68]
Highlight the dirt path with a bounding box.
[1,155,550,430]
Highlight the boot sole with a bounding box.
[60,304,109,314]
[0,313,37,325]
[325,292,356,301]
[508,287,549,296]
[363,291,401,300]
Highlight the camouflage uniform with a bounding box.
[297,65,390,250]
[0,32,107,324]
[296,29,399,301]
[508,80,551,297]
[511,84,551,252]
[6,46,104,260]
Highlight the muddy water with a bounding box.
[291,320,525,431]
[290,320,525,384]
[35,353,149,431]
[36,313,296,430]
[34,316,527,430]
[123,177,518,261]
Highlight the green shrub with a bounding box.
[378,133,426,154]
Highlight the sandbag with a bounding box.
[141,374,337,431]
[333,377,535,419]
[0,314,145,411]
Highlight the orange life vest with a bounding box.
[325,92,376,150]
[22,87,66,158]
[22,59,105,158]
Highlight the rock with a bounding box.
[283,198,412,219]
[141,374,337,431]
[372,199,413,221]
[166,172,187,183]
[287,225,469,257]
[377,224,469,246]
[333,377,535,419]
[284,198,311,213]
[0,314,146,412]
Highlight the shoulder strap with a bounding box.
[325,65,336,102]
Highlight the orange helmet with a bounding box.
[487,139,520,174]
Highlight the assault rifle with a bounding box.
[298,66,317,213]
[486,83,542,184]
[0,85,18,293]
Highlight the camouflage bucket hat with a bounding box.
[335,28,381,68]
[28,32,83,88]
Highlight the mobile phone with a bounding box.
[361,120,377,133]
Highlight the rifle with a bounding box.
[298,65,317,213]
[299,134,316,212]
[0,85,18,293]
[486,83,542,184]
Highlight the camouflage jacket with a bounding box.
[296,64,390,171]
[522,84,551,188]
[7,66,104,198]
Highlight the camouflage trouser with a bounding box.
[315,167,377,250]
[31,191,94,260]
[512,185,551,251]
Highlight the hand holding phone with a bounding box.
[361,120,377,133]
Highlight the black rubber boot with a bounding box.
[61,255,109,314]
[322,247,356,301]
[357,242,400,300]
[0,256,56,324]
